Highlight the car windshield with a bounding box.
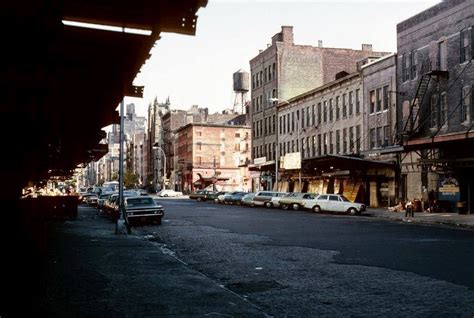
[340,196,350,202]
[127,198,155,206]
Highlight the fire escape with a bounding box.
[398,61,449,144]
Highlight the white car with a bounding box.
[158,189,183,197]
[303,194,366,215]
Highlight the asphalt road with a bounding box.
[138,198,474,317]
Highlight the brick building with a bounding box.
[396,0,474,212]
[360,54,399,207]
[250,25,390,191]
[175,123,252,193]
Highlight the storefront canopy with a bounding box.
[302,155,396,175]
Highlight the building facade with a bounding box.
[250,25,390,191]
[175,123,251,193]
[396,0,474,213]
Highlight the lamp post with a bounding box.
[269,97,302,191]
[152,142,167,190]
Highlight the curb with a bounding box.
[368,213,474,231]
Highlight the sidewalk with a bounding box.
[366,208,474,230]
[30,205,267,317]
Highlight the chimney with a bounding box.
[318,40,323,48]
[362,44,373,52]
[281,26,294,44]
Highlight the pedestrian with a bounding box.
[428,189,436,213]
[405,199,414,218]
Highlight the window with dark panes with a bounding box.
[311,104,315,125]
[349,127,354,152]
[317,134,322,156]
[460,28,472,63]
[370,90,376,113]
[323,101,327,123]
[336,130,340,154]
[383,125,390,147]
[336,96,340,120]
[343,128,347,153]
[370,128,376,149]
[349,91,353,115]
[342,93,347,117]
[317,103,322,124]
[329,98,333,122]
[376,88,382,112]
[440,92,448,126]
[323,133,327,154]
[383,85,389,110]
[356,125,361,151]
[376,127,382,148]
[410,50,417,79]
[301,109,305,128]
[329,132,333,154]
[462,85,471,122]
[291,112,295,131]
[356,89,360,114]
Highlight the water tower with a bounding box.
[233,69,249,114]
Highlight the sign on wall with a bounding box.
[283,152,301,170]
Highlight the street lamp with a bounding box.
[152,142,167,190]
[269,97,302,191]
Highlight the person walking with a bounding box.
[405,199,414,218]
[428,189,436,213]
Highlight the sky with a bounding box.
[127,0,441,117]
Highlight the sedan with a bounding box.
[303,194,366,215]
[241,193,256,206]
[189,190,214,201]
[158,189,183,197]
[279,193,318,211]
[125,196,165,226]
[222,191,248,205]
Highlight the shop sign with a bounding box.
[254,157,267,165]
[283,152,301,170]
[438,177,460,195]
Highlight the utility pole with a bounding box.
[117,97,131,234]
[213,156,217,191]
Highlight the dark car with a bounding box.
[223,191,247,205]
[206,191,228,202]
[189,190,214,201]
[125,196,164,226]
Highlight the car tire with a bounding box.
[164,194,168,197]
[292,203,300,211]
[282,205,289,210]
[197,197,202,202]
[348,208,358,216]
[313,205,321,213]
[265,202,273,208]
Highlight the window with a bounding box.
[460,28,472,63]
[383,86,389,110]
[440,92,448,127]
[343,128,347,153]
[370,128,376,149]
[287,113,290,132]
[291,112,295,131]
[264,118,267,135]
[438,40,447,71]
[306,107,310,127]
[301,109,305,128]
[329,99,333,122]
[272,115,276,133]
[336,96,340,120]
[235,143,240,151]
[376,127,382,148]
[356,125,361,152]
[317,134,322,156]
[279,116,282,134]
[196,156,202,165]
[317,103,322,124]
[323,101,327,123]
[402,52,411,82]
[376,88,382,112]
[369,90,376,113]
[356,89,361,114]
[410,50,418,79]
[349,91,353,116]
[349,127,354,152]
[336,130,340,154]
[329,132,333,154]
[312,136,316,157]
[235,133,240,138]
[197,142,202,150]
[342,93,347,117]
[311,105,315,125]
[383,125,390,147]
[272,63,276,79]
[197,131,202,136]
[323,133,327,154]
[462,85,471,122]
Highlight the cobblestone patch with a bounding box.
[138,219,474,317]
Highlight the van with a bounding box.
[252,191,287,206]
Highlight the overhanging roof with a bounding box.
[1,0,208,189]
[302,155,396,174]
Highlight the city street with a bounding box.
[138,198,474,317]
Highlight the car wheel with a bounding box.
[313,205,321,213]
[214,199,218,203]
[265,202,272,208]
[282,205,289,210]
[348,208,358,216]
[164,194,168,197]
[292,203,300,211]
[197,197,202,202]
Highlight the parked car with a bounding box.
[241,193,256,206]
[206,191,227,203]
[268,192,291,208]
[252,191,287,207]
[158,189,183,197]
[223,191,247,205]
[302,194,366,215]
[98,193,114,210]
[216,192,227,204]
[279,193,318,211]
[189,190,214,201]
[124,196,164,226]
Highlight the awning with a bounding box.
[248,160,276,171]
[302,154,396,175]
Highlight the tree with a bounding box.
[124,171,139,189]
